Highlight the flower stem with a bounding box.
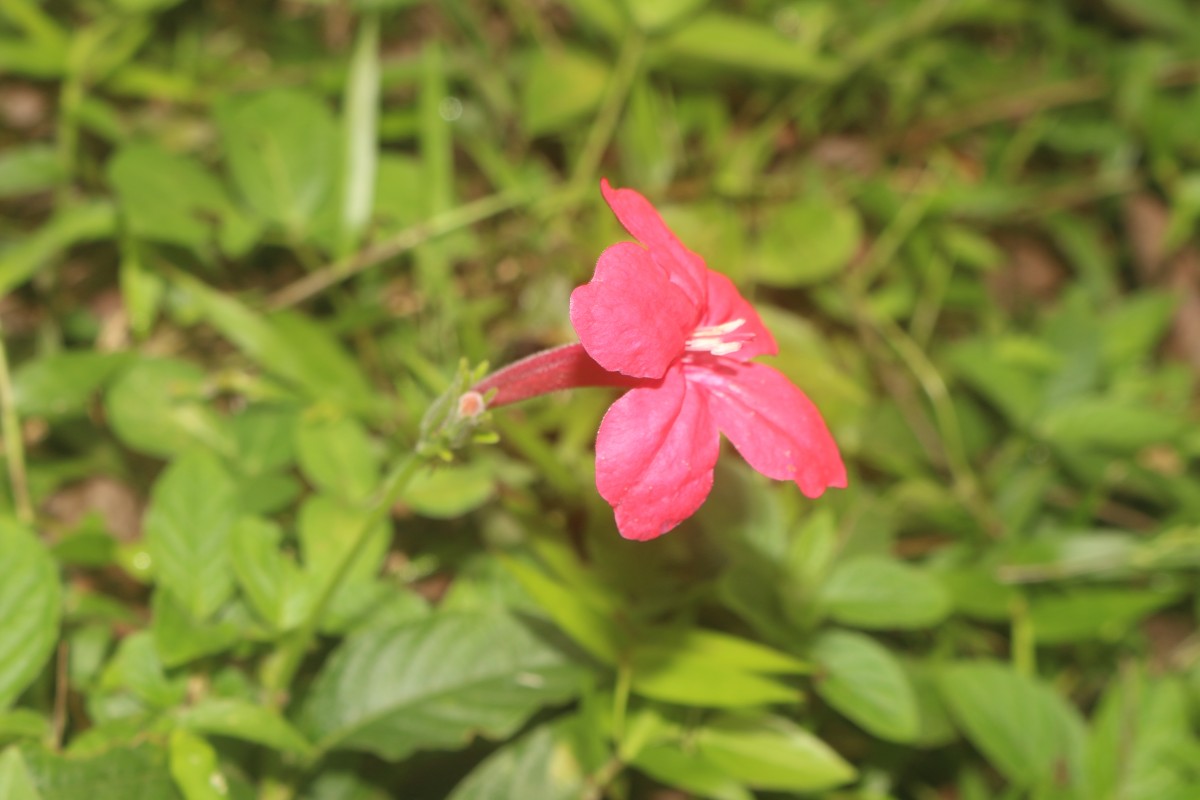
[472,342,643,408]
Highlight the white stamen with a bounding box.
[684,318,751,356]
[691,318,746,338]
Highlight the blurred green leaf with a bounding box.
[105,358,232,458]
[294,416,380,505]
[0,202,115,296]
[176,699,311,757]
[229,516,311,632]
[755,200,861,287]
[631,744,753,800]
[145,450,238,621]
[20,744,177,800]
[819,556,952,630]
[399,461,495,518]
[1029,587,1179,644]
[1040,398,1186,453]
[521,49,610,136]
[658,14,838,79]
[694,714,856,791]
[0,145,62,198]
[939,661,1085,790]
[448,717,589,800]
[0,747,40,800]
[300,612,584,760]
[13,351,130,418]
[167,729,223,800]
[217,89,338,235]
[338,13,380,252]
[623,0,707,33]
[0,520,61,711]
[811,630,919,743]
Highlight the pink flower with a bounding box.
[569,180,847,540]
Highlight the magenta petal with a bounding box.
[600,179,708,308]
[701,270,778,361]
[595,367,720,541]
[570,241,695,379]
[691,361,847,497]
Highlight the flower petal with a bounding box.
[595,366,720,540]
[600,179,708,308]
[691,361,847,497]
[570,241,695,379]
[701,270,778,360]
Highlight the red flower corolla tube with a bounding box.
[473,179,847,540]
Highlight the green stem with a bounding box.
[0,318,33,524]
[266,454,424,705]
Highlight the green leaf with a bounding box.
[623,0,708,32]
[0,201,115,296]
[338,13,380,252]
[168,729,224,800]
[0,520,61,710]
[20,743,178,800]
[145,451,238,621]
[173,274,377,413]
[448,718,589,800]
[0,144,62,198]
[176,699,312,756]
[217,89,338,235]
[150,589,242,668]
[104,358,233,458]
[630,744,753,800]
[659,14,838,79]
[755,200,861,287]
[0,747,41,800]
[13,351,131,418]
[297,496,389,624]
[811,630,919,743]
[521,49,610,136]
[939,661,1085,789]
[1040,398,1186,453]
[294,416,380,504]
[694,714,856,791]
[229,517,312,632]
[399,462,495,518]
[300,612,584,760]
[1029,587,1179,644]
[107,143,235,249]
[819,556,952,630]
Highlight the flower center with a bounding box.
[685,318,754,357]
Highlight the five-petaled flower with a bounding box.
[570,180,846,540]
[472,180,846,540]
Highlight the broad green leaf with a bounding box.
[521,49,609,136]
[0,520,61,710]
[448,718,588,800]
[119,242,165,338]
[939,661,1085,789]
[300,612,584,760]
[107,143,234,249]
[755,200,861,287]
[13,352,130,418]
[145,451,238,621]
[176,699,311,756]
[338,13,380,252]
[0,201,115,296]
[0,747,41,800]
[629,628,808,708]
[150,589,242,668]
[399,462,495,518]
[20,743,178,800]
[498,555,622,665]
[0,144,62,198]
[173,274,376,413]
[694,714,855,791]
[1029,587,1179,644]
[659,14,838,79]
[298,496,389,608]
[228,407,296,475]
[819,556,951,629]
[168,729,224,800]
[0,710,51,743]
[104,358,233,458]
[97,632,183,710]
[1040,398,1186,453]
[229,517,311,631]
[631,744,753,800]
[217,89,338,235]
[811,630,919,743]
[294,416,379,504]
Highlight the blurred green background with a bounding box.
[2,0,1200,798]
